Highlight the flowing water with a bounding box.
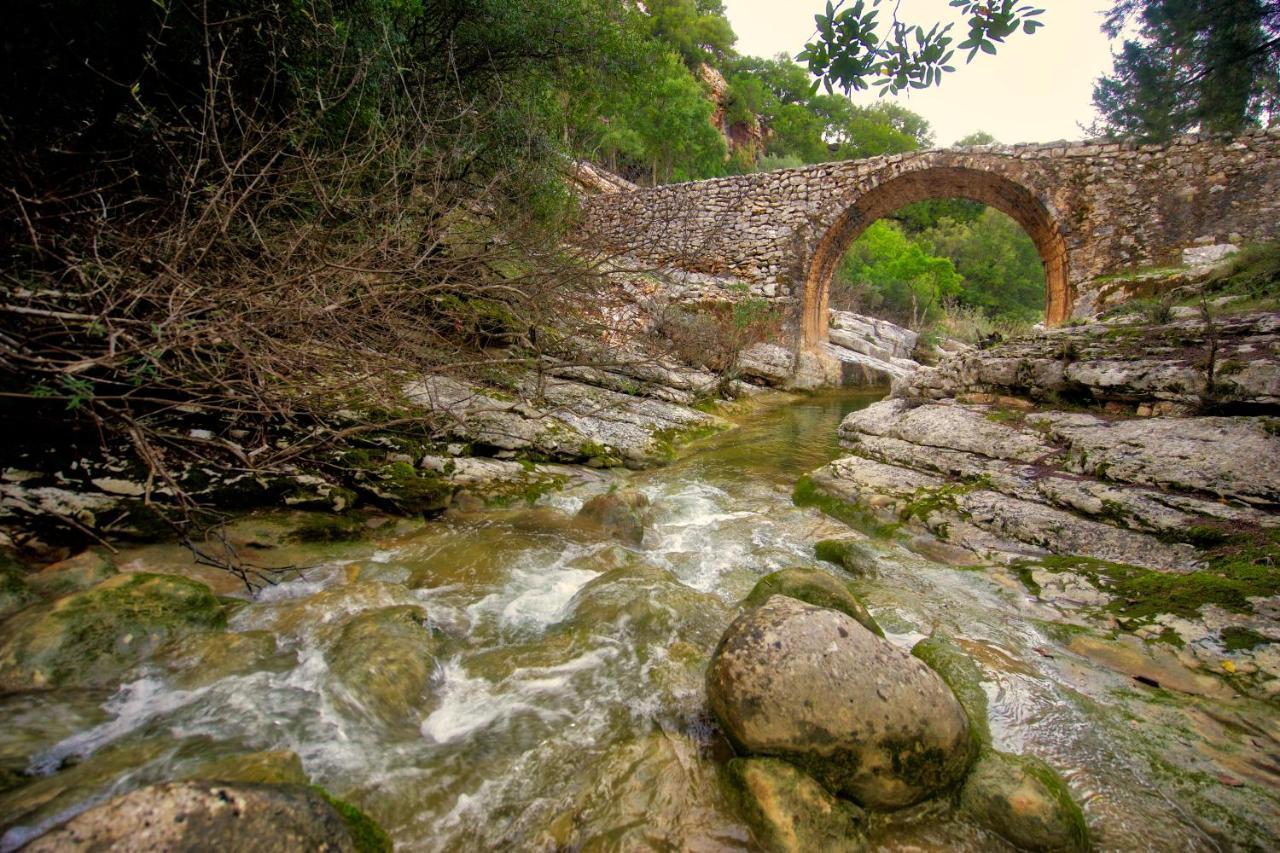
[2,391,1279,851]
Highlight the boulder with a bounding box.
[814,539,878,576]
[159,630,289,688]
[913,636,1090,852]
[0,573,227,692]
[959,750,1090,853]
[742,568,882,637]
[727,757,865,853]
[559,565,729,653]
[21,781,387,853]
[706,597,973,809]
[576,489,651,546]
[326,605,439,726]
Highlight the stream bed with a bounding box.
[2,391,1278,851]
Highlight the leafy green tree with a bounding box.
[833,220,963,327]
[918,209,1046,321]
[596,51,728,183]
[644,0,737,66]
[1092,0,1280,138]
[955,130,998,146]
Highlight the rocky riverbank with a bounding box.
[800,310,1280,701]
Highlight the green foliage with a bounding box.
[916,208,1046,322]
[832,220,963,328]
[799,0,1045,95]
[1092,0,1280,139]
[643,0,737,66]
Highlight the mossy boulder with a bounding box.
[814,539,878,576]
[158,629,289,688]
[325,605,439,727]
[22,781,381,853]
[959,750,1090,853]
[363,461,453,515]
[186,749,308,786]
[911,634,991,755]
[743,568,882,637]
[727,757,865,853]
[0,573,227,691]
[912,635,1089,851]
[576,489,651,546]
[26,548,118,599]
[706,597,973,810]
[559,564,729,654]
[287,513,369,543]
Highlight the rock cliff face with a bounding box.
[698,64,765,165]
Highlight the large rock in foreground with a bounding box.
[22,781,387,852]
[706,597,973,810]
[960,750,1090,853]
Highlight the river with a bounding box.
[2,390,1277,851]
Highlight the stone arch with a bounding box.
[801,166,1070,347]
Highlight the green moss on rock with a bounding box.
[813,539,877,576]
[959,749,1090,853]
[1022,527,1280,623]
[743,568,882,637]
[287,514,369,543]
[726,757,864,853]
[0,573,227,691]
[792,475,901,540]
[0,557,36,620]
[311,786,394,853]
[911,635,990,756]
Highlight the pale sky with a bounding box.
[721,0,1116,146]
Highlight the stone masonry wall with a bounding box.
[578,129,1280,346]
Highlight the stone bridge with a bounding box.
[579,129,1280,347]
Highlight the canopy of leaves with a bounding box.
[799,0,1044,95]
[833,220,963,327]
[1092,0,1280,139]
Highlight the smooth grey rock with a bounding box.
[706,597,973,810]
[1040,414,1280,503]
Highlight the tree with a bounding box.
[799,0,1045,95]
[918,209,1046,321]
[596,51,728,183]
[1092,0,1280,138]
[643,0,737,66]
[834,220,963,327]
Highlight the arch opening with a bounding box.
[802,167,1069,348]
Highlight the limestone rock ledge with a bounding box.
[807,397,1277,571]
[897,311,1280,410]
[739,308,921,390]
